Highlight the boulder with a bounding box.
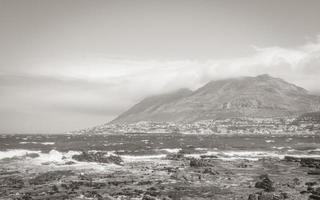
[189,158,213,167]
[310,194,320,200]
[25,153,40,158]
[300,158,320,168]
[255,174,275,192]
[284,156,320,168]
[248,193,258,200]
[72,151,123,165]
[166,153,184,161]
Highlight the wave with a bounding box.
[0,149,122,172]
[1,148,319,166]
[19,141,55,145]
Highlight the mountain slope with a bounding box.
[112,74,320,123]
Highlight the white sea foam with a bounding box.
[272,146,286,150]
[0,149,121,172]
[161,148,182,153]
[41,142,55,145]
[19,142,37,144]
[0,149,41,160]
[19,141,55,145]
[121,154,167,162]
[265,140,275,143]
[185,150,320,161]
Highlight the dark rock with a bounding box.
[20,192,32,200]
[300,158,320,168]
[285,156,320,168]
[306,182,318,187]
[52,184,59,193]
[0,170,19,175]
[284,156,301,162]
[310,194,320,200]
[142,194,158,200]
[255,174,275,192]
[178,146,205,154]
[308,170,320,175]
[312,187,320,195]
[0,176,24,188]
[25,153,40,158]
[84,190,103,200]
[72,151,123,165]
[293,178,300,185]
[258,193,274,200]
[29,170,75,185]
[200,155,218,159]
[280,192,289,199]
[237,161,251,168]
[166,153,184,161]
[137,180,153,185]
[64,161,76,165]
[248,192,280,200]
[202,167,219,175]
[248,193,258,200]
[189,158,213,167]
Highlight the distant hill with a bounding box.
[111,74,320,124]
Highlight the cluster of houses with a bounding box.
[74,116,320,135]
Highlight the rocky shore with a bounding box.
[0,149,320,200]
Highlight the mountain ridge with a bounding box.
[111,74,320,124]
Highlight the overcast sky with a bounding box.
[1,0,320,133]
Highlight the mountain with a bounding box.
[111,74,320,123]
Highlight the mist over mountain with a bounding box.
[112,74,320,123]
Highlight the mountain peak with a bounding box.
[256,74,272,79]
[111,75,320,123]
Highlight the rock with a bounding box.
[293,178,301,185]
[0,176,24,188]
[255,174,275,192]
[202,168,219,175]
[258,193,274,200]
[306,182,317,187]
[72,151,123,165]
[238,162,251,168]
[102,194,116,200]
[284,156,301,162]
[25,153,40,158]
[200,155,218,159]
[285,156,320,168]
[280,192,289,199]
[84,190,103,199]
[64,161,76,165]
[249,192,287,200]
[178,146,205,154]
[300,158,320,168]
[189,158,213,167]
[29,170,75,185]
[166,153,184,161]
[313,187,320,195]
[0,170,19,175]
[20,192,32,200]
[308,170,320,175]
[310,194,320,200]
[142,194,158,200]
[248,193,258,200]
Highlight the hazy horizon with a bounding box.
[1,0,320,133]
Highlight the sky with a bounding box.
[1,0,320,133]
